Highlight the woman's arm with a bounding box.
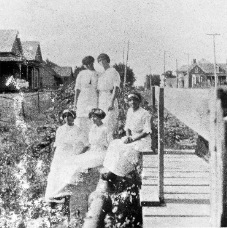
[74,89,81,109]
[108,86,119,111]
[124,132,149,144]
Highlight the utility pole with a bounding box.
[176,59,178,88]
[123,40,130,87]
[163,51,166,74]
[184,53,190,88]
[207,33,220,89]
[149,65,152,88]
[122,45,125,65]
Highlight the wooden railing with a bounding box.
[143,85,227,227]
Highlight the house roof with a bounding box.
[0,30,19,52]
[178,64,195,72]
[40,61,63,80]
[52,66,72,77]
[0,56,22,61]
[178,60,227,74]
[22,41,42,61]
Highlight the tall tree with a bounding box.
[113,63,136,88]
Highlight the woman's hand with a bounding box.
[108,104,114,111]
[123,136,134,144]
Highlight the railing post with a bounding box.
[151,86,156,152]
[209,88,225,227]
[158,87,165,204]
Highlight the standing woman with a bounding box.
[97,53,121,140]
[74,56,99,143]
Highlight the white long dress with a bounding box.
[103,107,151,177]
[45,123,109,202]
[45,124,86,202]
[71,124,109,175]
[74,69,99,143]
[97,67,121,140]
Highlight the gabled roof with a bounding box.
[22,41,42,61]
[40,61,62,80]
[178,59,227,74]
[52,66,72,77]
[0,30,19,52]
[178,64,195,72]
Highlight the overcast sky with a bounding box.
[1,0,227,85]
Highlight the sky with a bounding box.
[1,0,227,85]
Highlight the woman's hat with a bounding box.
[62,109,76,119]
[88,108,106,119]
[128,92,142,103]
[82,56,95,66]
[97,53,110,63]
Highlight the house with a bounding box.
[0,30,24,92]
[177,59,227,88]
[40,61,63,89]
[52,66,73,83]
[22,41,43,90]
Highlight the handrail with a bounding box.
[144,85,227,227]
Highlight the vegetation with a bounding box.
[0,72,197,227]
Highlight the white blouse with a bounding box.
[88,124,109,150]
[54,124,86,153]
[97,67,120,91]
[75,70,98,91]
[124,107,151,135]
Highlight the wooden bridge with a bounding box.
[140,86,227,227]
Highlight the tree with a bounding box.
[164,70,176,78]
[113,63,136,88]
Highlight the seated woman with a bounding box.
[103,92,151,182]
[45,109,86,203]
[45,108,109,203]
[71,108,109,174]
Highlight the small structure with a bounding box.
[40,61,63,89]
[52,66,73,83]
[177,59,227,88]
[22,41,43,90]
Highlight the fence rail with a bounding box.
[0,90,56,123]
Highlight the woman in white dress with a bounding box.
[103,92,151,182]
[45,110,86,203]
[97,53,121,141]
[74,56,99,143]
[71,108,109,177]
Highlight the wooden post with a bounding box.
[37,90,40,113]
[158,87,164,204]
[217,88,227,226]
[209,88,224,227]
[19,63,22,79]
[26,65,28,81]
[151,86,156,152]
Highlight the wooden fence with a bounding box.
[0,90,55,123]
[144,85,227,227]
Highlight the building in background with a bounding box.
[52,65,73,83]
[40,61,63,90]
[177,59,227,88]
[0,29,70,92]
[0,30,24,92]
[22,41,43,90]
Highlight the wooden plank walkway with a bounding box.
[141,149,211,227]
